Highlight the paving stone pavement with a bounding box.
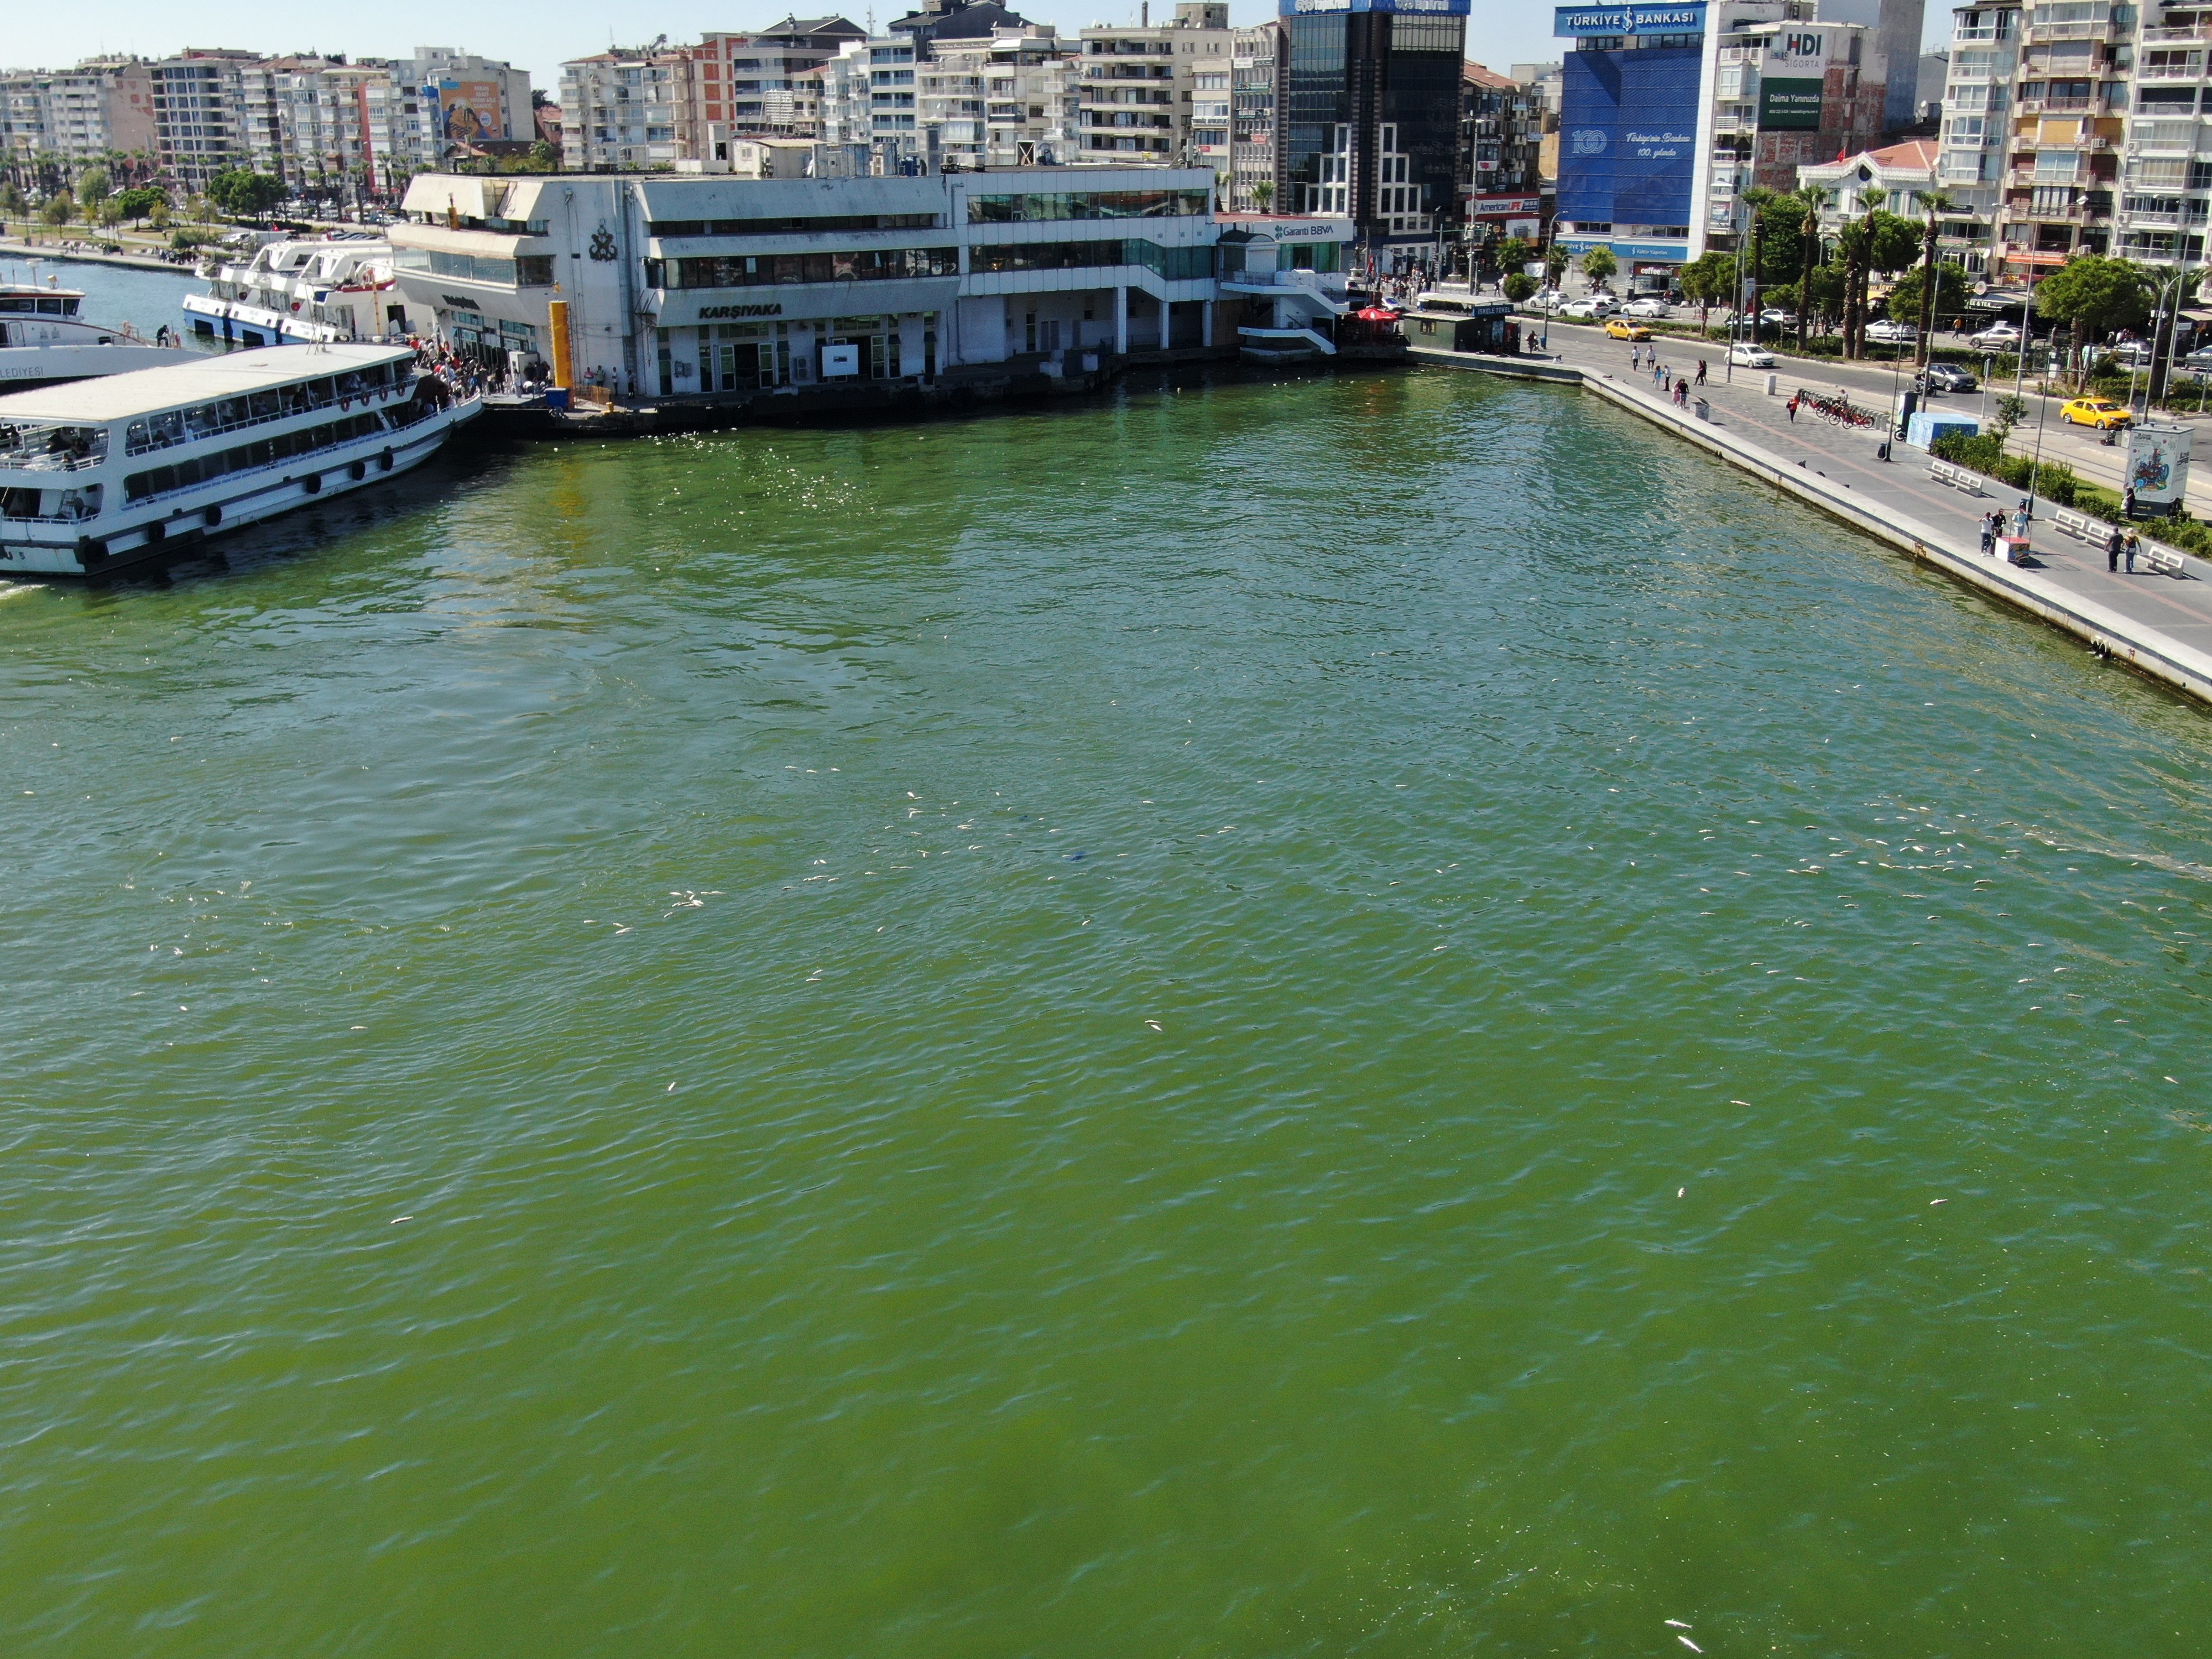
[1525,324,2212,672]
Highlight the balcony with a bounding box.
[2137,62,2209,81]
[2024,18,2112,40]
[1954,23,2000,39]
[2141,22,2212,41]
[2015,95,2097,112]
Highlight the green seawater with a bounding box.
[3,369,2209,1656]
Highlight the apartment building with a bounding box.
[937,29,1078,168]
[150,51,265,194]
[1229,23,1282,213]
[387,165,1219,392]
[560,46,696,172]
[1702,10,1889,248]
[1932,0,2123,279]
[0,60,158,179]
[1077,3,1232,167]
[1460,62,1547,246]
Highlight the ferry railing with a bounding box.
[0,429,109,472]
[123,377,415,458]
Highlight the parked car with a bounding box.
[1759,309,1797,331]
[1969,321,2024,348]
[1922,362,1978,393]
[1604,317,1653,341]
[1561,295,1619,320]
[1729,343,1776,368]
[1526,289,1568,312]
[2060,396,2132,430]
[2106,340,2157,369]
[1864,319,1919,344]
[1621,297,1672,319]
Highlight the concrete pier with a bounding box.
[1412,337,2212,711]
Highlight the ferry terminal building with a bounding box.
[388,169,1237,397]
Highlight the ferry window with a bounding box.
[517,257,556,285]
[62,299,79,315]
[252,392,281,419]
[0,298,32,313]
[38,298,65,314]
[1,488,41,519]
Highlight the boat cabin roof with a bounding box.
[0,284,86,299]
[0,343,413,425]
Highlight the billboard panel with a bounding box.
[1613,47,1699,228]
[1554,3,1706,34]
[1556,49,1621,227]
[1758,76,1824,129]
[434,78,507,147]
[2127,421,2193,512]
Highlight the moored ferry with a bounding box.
[2,280,185,390]
[183,236,416,346]
[0,344,478,577]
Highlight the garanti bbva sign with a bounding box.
[1552,3,1706,34]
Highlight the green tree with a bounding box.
[1249,179,1274,212]
[114,185,166,224]
[1503,270,1537,302]
[1679,249,1735,336]
[1991,392,2027,441]
[1741,185,1776,330]
[0,180,24,219]
[1911,189,1959,364]
[1887,261,1970,330]
[1544,242,1569,281]
[2034,254,2154,384]
[1784,183,1824,353]
[76,165,111,210]
[1580,244,1618,287]
[1498,236,1535,273]
[38,192,74,230]
[206,168,285,220]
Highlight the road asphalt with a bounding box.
[1531,315,2212,518]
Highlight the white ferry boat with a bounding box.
[183,236,418,346]
[0,343,479,577]
[2,280,185,390]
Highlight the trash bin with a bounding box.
[544,387,570,412]
[1764,372,1778,396]
[1694,397,1710,421]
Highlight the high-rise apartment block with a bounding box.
[1930,0,2212,285]
[1229,23,1283,212]
[1077,3,1233,167]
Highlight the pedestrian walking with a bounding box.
[1787,394,1799,421]
[2107,524,2124,570]
[1980,513,1997,557]
[2125,529,2141,572]
[1695,359,1708,386]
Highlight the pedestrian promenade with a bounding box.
[1413,326,2212,707]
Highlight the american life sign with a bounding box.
[1553,3,1706,34]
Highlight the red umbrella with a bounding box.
[1355,306,1400,321]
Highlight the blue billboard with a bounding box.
[1281,0,1470,12]
[1556,46,1699,238]
[1554,3,1705,32]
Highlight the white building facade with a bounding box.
[388,168,1222,394]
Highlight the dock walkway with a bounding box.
[1413,330,2212,708]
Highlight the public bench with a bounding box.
[1927,459,1986,496]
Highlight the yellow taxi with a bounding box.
[2060,396,2131,430]
[1605,317,1653,341]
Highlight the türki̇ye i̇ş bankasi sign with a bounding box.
[1553,3,1706,33]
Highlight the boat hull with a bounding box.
[0,397,479,577]
[0,342,184,390]
[182,293,357,347]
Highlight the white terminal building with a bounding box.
[388,168,1234,395]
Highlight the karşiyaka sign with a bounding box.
[697,302,785,320]
[1553,3,1705,34]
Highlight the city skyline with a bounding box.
[7,0,1594,91]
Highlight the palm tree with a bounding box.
[1840,185,1884,358]
[1741,185,1776,338]
[1913,188,1958,367]
[1788,182,1823,353]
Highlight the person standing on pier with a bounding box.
[1981,514,1998,557]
